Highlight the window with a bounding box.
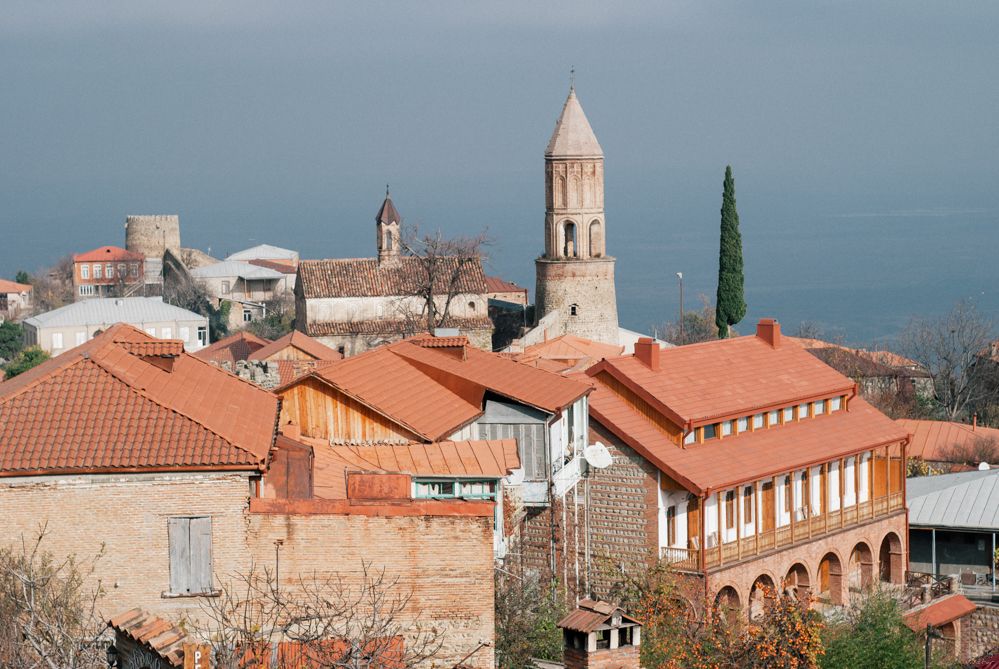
[412,480,499,499]
[783,407,794,423]
[721,421,732,437]
[179,327,189,342]
[105,264,113,278]
[130,263,139,277]
[798,403,809,419]
[468,301,477,312]
[78,284,95,296]
[80,264,89,279]
[145,327,156,336]
[725,491,735,529]
[479,423,547,480]
[243,309,252,322]
[197,326,208,346]
[619,626,634,647]
[161,327,172,339]
[117,264,125,278]
[737,417,748,433]
[168,517,213,595]
[783,476,791,512]
[814,400,826,415]
[51,332,63,349]
[221,280,231,294]
[703,424,717,440]
[596,629,611,650]
[666,505,677,545]
[93,264,102,279]
[458,480,497,498]
[743,486,754,521]
[830,396,843,412]
[75,331,86,346]
[683,431,695,445]
[768,410,779,427]
[569,304,578,316]
[337,345,346,356]
[753,413,764,429]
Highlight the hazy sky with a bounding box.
[2,2,997,340]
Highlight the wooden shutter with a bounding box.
[190,517,213,594]
[168,518,191,595]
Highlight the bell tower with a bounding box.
[375,186,401,265]
[535,86,619,344]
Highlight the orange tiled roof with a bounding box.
[248,258,297,274]
[589,334,856,427]
[484,275,526,294]
[193,331,271,365]
[0,324,278,476]
[308,437,519,500]
[273,359,340,387]
[298,257,487,299]
[73,245,144,262]
[0,279,32,293]
[897,419,999,462]
[902,594,977,632]
[588,379,907,494]
[249,330,342,362]
[304,316,493,338]
[516,334,624,373]
[788,337,927,375]
[108,609,188,667]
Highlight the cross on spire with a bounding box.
[569,66,575,91]
[386,183,390,198]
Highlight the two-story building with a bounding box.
[0,278,32,320]
[578,320,909,614]
[190,260,293,328]
[72,245,145,299]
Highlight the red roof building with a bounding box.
[575,319,910,611]
[72,246,145,300]
[193,331,272,366]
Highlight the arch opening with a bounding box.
[849,542,874,593]
[817,552,845,605]
[749,574,776,621]
[879,532,904,584]
[713,585,741,626]
[563,221,577,258]
[589,220,603,258]
[785,562,811,602]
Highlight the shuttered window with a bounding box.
[168,517,213,595]
[479,423,547,481]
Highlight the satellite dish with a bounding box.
[584,443,613,469]
[505,468,526,486]
[978,462,990,471]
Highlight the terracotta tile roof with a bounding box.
[588,376,907,494]
[72,245,144,262]
[310,437,520,499]
[557,599,639,633]
[273,359,340,386]
[249,331,342,362]
[0,324,279,476]
[484,276,526,294]
[411,335,469,348]
[902,594,977,632]
[897,419,999,462]
[788,337,928,376]
[0,279,32,293]
[193,331,271,365]
[516,334,624,373]
[375,194,402,225]
[248,258,297,274]
[588,334,856,427]
[115,338,186,357]
[298,257,487,299]
[108,608,188,667]
[304,315,493,338]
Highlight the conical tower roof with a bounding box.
[545,88,603,159]
[375,188,402,226]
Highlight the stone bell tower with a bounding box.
[375,186,401,265]
[535,86,619,344]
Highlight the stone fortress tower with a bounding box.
[534,86,619,344]
[125,215,181,258]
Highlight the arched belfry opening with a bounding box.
[589,220,603,258]
[563,221,578,258]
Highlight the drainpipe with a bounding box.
[700,491,709,618]
[931,529,936,577]
[992,532,996,593]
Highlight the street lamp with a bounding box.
[676,272,684,345]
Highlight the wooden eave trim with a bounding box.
[587,364,687,431]
[248,497,495,518]
[688,385,857,428]
[0,464,264,479]
[589,405,701,495]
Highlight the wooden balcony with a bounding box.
[660,492,904,573]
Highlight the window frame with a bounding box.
[80,264,89,279]
[724,490,735,529]
[167,516,214,596]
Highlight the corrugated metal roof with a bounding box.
[907,469,999,530]
[898,419,999,462]
[23,297,206,328]
[226,243,298,261]
[190,260,285,280]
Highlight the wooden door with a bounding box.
[687,496,701,549]
[819,558,830,593]
[873,454,888,498]
[820,468,828,514]
[761,481,775,532]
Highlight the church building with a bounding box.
[535,86,620,345]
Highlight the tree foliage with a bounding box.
[715,165,746,338]
[14,270,30,285]
[820,588,924,669]
[0,321,24,362]
[494,572,566,669]
[163,276,230,342]
[740,588,823,669]
[2,346,50,378]
[28,256,75,314]
[244,294,296,341]
[655,295,720,346]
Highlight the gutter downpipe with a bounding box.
[992,532,996,593]
[931,528,936,577]
[700,490,709,619]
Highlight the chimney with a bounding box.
[756,318,781,348]
[634,338,661,371]
[280,422,301,440]
[558,600,642,669]
[973,413,977,431]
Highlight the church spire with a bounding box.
[375,188,401,264]
[545,86,603,159]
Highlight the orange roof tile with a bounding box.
[309,437,519,500]
[248,330,342,362]
[897,419,999,462]
[484,275,527,294]
[588,378,907,494]
[273,359,340,386]
[193,331,271,365]
[0,324,279,476]
[0,279,32,293]
[304,316,493,338]
[108,609,188,667]
[902,594,977,632]
[589,334,856,427]
[248,258,297,274]
[72,245,144,262]
[516,334,624,373]
[298,257,487,299]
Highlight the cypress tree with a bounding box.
[715,165,746,338]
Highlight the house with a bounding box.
[72,245,145,300]
[193,330,272,366]
[275,334,592,562]
[578,319,909,612]
[195,330,342,389]
[512,333,624,374]
[0,278,32,320]
[295,193,493,355]
[21,296,209,355]
[907,468,998,595]
[902,594,979,662]
[226,243,299,266]
[898,418,999,469]
[190,260,294,328]
[0,325,498,668]
[485,276,529,306]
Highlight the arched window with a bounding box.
[555,176,566,208]
[563,221,577,258]
[570,304,578,316]
[589,220,603,257]
[468,301,476,312]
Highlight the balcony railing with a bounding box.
[660,492,904,573]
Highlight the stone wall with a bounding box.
[961,604,999,663]
[535,257,618,345]
[125,215,181,259]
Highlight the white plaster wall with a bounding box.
[305,293,486,324]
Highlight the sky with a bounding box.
[1,1,997,343]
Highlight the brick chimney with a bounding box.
[558,600,642,669]
[634,337,661,371]
[756,318,781,348]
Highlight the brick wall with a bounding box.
[0,472,495,668]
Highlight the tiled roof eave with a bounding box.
[687,383,859,426]
[587,361,688,428]
[0,463,263,479]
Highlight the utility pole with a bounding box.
[924,623,941,668]
[676,272,684,345]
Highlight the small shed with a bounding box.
[557,599,641,669]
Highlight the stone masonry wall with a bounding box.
[961,605,999,663]
[125,215,181,259]
[535,257,618,345]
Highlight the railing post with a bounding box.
[717,492,723,566]
[839,457,846,529]
[737,485,743,561]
